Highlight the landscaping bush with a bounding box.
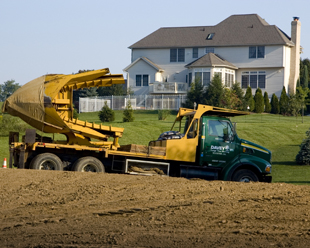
[123,100,134,122]
[158,109,170,120]
[98,101,115,122]
[296,128,310,165]
[254,88,264,113]
[73,108,79,119]
[264,92,271,113]
[270,94,280,114]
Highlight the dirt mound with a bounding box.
[0,169,310,247]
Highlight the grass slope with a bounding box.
[1,110,310,184]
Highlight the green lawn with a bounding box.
[1,110,310,185]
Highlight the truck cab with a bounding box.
[159,105,272,182]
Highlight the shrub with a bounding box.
[204,74,224,107]
[244,86,255,111]
[296,128,310,165]
[123,99,134,122]
[264,92,271,113]
[270,94,280,114]
[279,86,289,115]
[98,101,115,122]
[73,108,79,119]
[158,109,170,120]
[254,88,264,113]
[231,82,244,110]
[183,78,204,108]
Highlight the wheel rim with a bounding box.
[39,160,57,170]
[81,164,97,172]
[239,176,251,182]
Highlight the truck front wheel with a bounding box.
[30,153,63,170]
[72,157,105,173]
[232,169,258,182]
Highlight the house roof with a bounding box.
[123,57,163,72]
[186,53,238,69]
[129,14,294,49]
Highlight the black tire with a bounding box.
[232,169,259,182]
[72,156,105,173]
[30,153,63,171]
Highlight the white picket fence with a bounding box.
[79,95,186,113]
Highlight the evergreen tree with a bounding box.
[97,84,125,96]
[98,101,115,122]
[123,99,134,122]
[279,86,289,115]
[244,86,255,111]
[270,94,280,114]
[296,128,310,165]
[203,74,224,107]
[302,65,309,88]
[264,92,271,113]
[183,78,204,108]
[254,88,264,113]
[231,82,244,110]
[289,86,309,118]
[221,88,242,110]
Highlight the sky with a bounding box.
[1,0,309,85]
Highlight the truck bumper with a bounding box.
[261,175,272,183]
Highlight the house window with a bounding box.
[258,71,266,88]
[242,72,249,88]
[250,72,258,88]
[193,71,211,86]
[206,33,215,40]
[195,72,202,84]
[205,47,214,54]
[136,75,141,87]
[170,48,185,62]
[143,75,149,86]
[203,72,210,86]
[193,48,198,58]
[242,71,266,89]
[249,46,265,58]
[225,70,234,87]
[136,74,149,87]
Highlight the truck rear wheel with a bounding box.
[72,157,105,173]
[30,153,63,171]
[232,169,258,182]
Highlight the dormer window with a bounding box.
[206,33,215,40]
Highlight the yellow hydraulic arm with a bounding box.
[3,68,125,150]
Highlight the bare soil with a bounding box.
[1,169,310,248]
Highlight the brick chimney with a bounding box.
[288,17,301,94]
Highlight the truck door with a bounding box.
[200,119,238,167]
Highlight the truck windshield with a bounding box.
[208,120,234,141]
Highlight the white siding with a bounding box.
[127,59,157,95]
[215,45,284,68]
[236,68,284,97]
[132,48,191,84]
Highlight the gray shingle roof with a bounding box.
[186,53,238,69]
[129,14,294,49]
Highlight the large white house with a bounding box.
[124,14,301,97]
